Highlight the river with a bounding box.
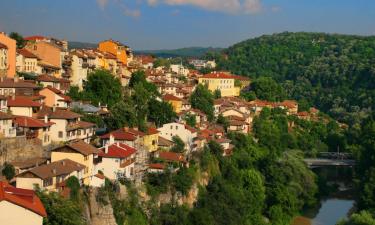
[292,166,355,225]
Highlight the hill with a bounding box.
[215,32,375,125]
[68,41,97,49]
[136,47,223,58]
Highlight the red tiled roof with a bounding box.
[7,96,41,107]
[0,78,37,88]
[163,94,182,102]
[201,72,248,80]
[98,143,136,158]
[100,129,138,141]
[297,111,310,117]
[94,173,105,179]
[159,152,185,162]
[24,35,47,41]
[38,107,82,120]
[278,100,298,109]
[0,181,47,217]
[149,163,165,170]
[17,49,39,59]
[184,124,197,133]
[147,127,159,135]
[36,74,69,83]
[0,111,13,120]
[14,116,54,128]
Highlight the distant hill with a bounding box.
[69,41,97,50]
[135,47,223,58]
[216,32,375,124]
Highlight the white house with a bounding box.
[95,140,137,180]
[157,122,197,151]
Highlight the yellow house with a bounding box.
[163,94,182,113]
[50,140,99,185]
[143,127,159,153]
[98,40,128,65]
[198,72,250,97]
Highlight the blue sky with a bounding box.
[0,0,374,50]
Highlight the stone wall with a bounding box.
[0,136,45,166]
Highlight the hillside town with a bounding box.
[0,32,331,224]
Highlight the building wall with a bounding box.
[9,106,32,117]
[51,152,93,185]
[49,119,67,142]
[0,118,16,138]
[25,41,61,75]
[198,78,240,97]
[16,177,42,190]
[0,33,16,78]
[143,133,159,152]
[0,48,8,73]
[167,100,182,113]
[98,41,127,65]
[70,55,87,90]
[158,123,196,150]
[39,88,56,107]
[0,201,43,225]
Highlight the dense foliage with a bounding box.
[190,84,215,121]
[215,32,375,125]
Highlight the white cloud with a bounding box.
[147,0,265,14]
[124,8,141,18]
[97,0,109,10]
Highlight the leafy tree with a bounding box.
[65,176,81,202]
[67,86,82,101]
[190,84,214,121]
[148,99,177,127]
[9,32,26,48]
[105,100,137,130]
[184,112,196,127]
[213,89,221,99]
[249,77,285,102]
[129,70,147,88]
[84,70,123,107]
[171,136,185,153]
[217,114,229,131]
[2,163,15,180]
[37,191,84,225]
[337,211,375,225]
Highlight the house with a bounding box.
[0,181,47,225]
[24,39,62,77]
[14,116,53,146]
[37,108,95,143]
[51,140,100,185]
[39,86,71,108]
[163,94,183,113]
[227,118,249,134]
[0,32,16,78]
[157,122,197,151]
[278,100,298,115]
[148,163,165,173]
[158,136,173,151]
[16,159,85,191]
[156,151,187,167]
[100,127,159,153]
[0,77,38,96]
[69,50,88,90]
[16,48,40,74]
[95,142,137,180]
[0,111,15,138]
[10,157,48,175]
[170,64,189,77]
[71,101,109,116]
[0,43,9,77]
[36,74,70,93]
[198,72,248,97]
[98,39,130,65]
[7,96,42,117]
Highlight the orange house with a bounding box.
[0,32,16,78]
[98,40,127,65]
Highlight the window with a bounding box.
[176,126,178,130]
[58,131,63,138]
[77,130,81,135]
[84,167,88,174]
[43,178,52,187]
[84,155,89,161]
[170,125,173,130]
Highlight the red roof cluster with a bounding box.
[24,35,47,41]
[163,94,182,102]
[99,143,136,158]
[158,152,186,162]
[14,116,54,128]
[0,181,47,217]
[101,127,158,141]
[201,72,250,80]
[7,96,42,107]
[17,49,39,59]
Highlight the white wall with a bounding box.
[0,201,43,225]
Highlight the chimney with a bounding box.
[52,168,57,174]
[104,145,108,154]
[14,75,19,83]
[44,115,48,123]
[52,106,56,112]
[109,134,115,145]
[62,160,66,166]
[116,142,120,147]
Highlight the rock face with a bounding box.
[0,137,44,165]
[89,188,117,225]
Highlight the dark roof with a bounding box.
[0,78,37,88]
[52,140,99,156]
[38,107,82,120]
[17,159,85,180]
[17,49,39,59]
[0,111,13,120]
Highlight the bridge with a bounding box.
[304,152,356,168]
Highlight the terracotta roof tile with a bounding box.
[7,96,42,107]
[98,143,136,158]
[14,116,54,128]
[158,152,185,162]
[17,49,39,59]
[52,140,99,156]
[0,181,47,217]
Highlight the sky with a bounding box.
[0,0,374,50]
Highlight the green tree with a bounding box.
[171,136,185,153]
[65,176,81,202]
[337,211,375,225]
[250,77,285,102]
[217,114,229,131]
[2,163,15,180]
[148,99,176,127]
[105,100,137,130]
[213,89,221,99]
[9,32,26,49]
[190,84,214,121]
[184,113,196,127]
[84,70,123,107]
